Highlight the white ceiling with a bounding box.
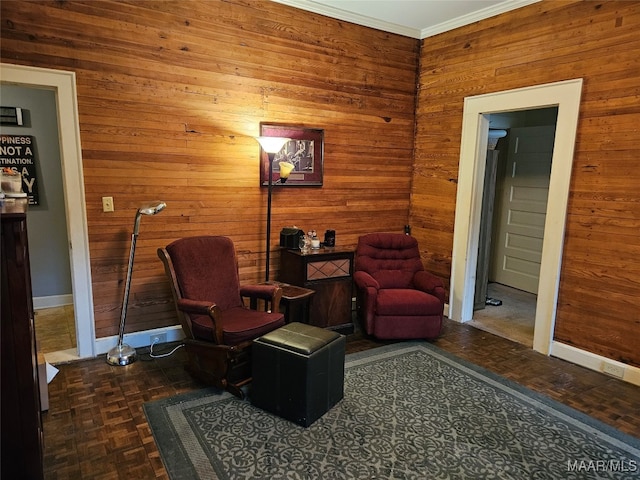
[274,0,540,39]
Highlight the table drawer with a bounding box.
[307,258,351,281]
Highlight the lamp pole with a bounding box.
[266,151,275,282]
[255,136,293,283]
[106,201,166,366]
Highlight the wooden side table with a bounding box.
[278,283,315,324]
[279,247,355,333]
[253,282,315,324]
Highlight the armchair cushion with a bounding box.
[191,307,286,346]
[377,289,442,316]
[355,232,425,289]
[167,235,242,311]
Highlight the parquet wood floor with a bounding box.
[42,319,640,479]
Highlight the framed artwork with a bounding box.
[259,123,324,186]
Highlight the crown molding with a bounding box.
[272,0,541,39]
[273,0,419,38]
[419,0,541,39]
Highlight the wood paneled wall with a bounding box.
[412,0,640,366]
[0,0,418,339]
[2,0,638,368]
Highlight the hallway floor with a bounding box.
[34,305,76,353]
[469,282,536,346]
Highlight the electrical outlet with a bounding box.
[602,361,625,378]
[102,196,114,212]
[150,333,167,345]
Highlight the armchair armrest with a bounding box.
[353,271,380,334]
[413,271,446,304]
[177,298,224,343]
[354,271,380,290]
[240,284,283,313]
[177,298,219,316]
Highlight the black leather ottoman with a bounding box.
[250,322,345,427]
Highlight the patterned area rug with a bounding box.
[144,342,640,479]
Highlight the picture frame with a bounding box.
[259,123,324,187]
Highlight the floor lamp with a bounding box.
[256,136,294,282]
[107,201,167,366]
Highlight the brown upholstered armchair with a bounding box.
[354,233,445,340]
[158,235,285,398]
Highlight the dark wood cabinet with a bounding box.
[279,247,354,333]
[1,199,44,480]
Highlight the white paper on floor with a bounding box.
[46,362,59,383]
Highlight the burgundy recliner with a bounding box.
[354,233,445,340]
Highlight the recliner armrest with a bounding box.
[354,271,379,334]
[354,271,380,290]
[413,271,446,304]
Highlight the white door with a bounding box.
[490,126,555,294]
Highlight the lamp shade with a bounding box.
[279,161,295,179]
[133,201,167,235]
[138,201,167,216]
[256,136,290,153]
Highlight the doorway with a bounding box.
[1,83,77,357]
[472,111,558,346]
[1,63,95,360]
[449,79,583,356]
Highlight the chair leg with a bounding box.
[225,377,251,399]
[183,341,252,398]
[225,348,252,398]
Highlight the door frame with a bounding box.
[449,79,583,355]
[1,63,95,358]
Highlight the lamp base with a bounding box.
[106,343,137,366]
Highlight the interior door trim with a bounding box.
[449,78,583,355]
[1,63,96,358]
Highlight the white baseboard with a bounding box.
[443,306,640,387]
[551,341,640,387]
[95,325,185,355]
[33,294,73,310]
[89,318,640,388]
